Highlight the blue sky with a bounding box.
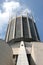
[0,0,43,41]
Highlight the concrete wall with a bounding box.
[0,40,13,65]
[31,42,43,65]
[6,41,43,65]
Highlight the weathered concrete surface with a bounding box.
[31,42,43,65]
[17,41,29,65]
[0,40,13,65]
[1,39,43,65]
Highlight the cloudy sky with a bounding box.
[0,0,43,41]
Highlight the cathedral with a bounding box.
[0,14,43,65]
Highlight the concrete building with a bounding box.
[0,14,43,65]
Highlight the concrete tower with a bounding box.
[5,15,40,42]
[5,14,43,65]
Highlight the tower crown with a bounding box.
[5,15,40,42]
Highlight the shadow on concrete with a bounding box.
[27,54,36,65]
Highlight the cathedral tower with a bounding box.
[5,14,43,65]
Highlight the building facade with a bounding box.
[0,15,43,65]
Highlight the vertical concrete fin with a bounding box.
[17,41,29,65]
[27,15,32,38]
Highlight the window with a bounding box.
[22,17,29,38]
[15,17,21,38]
[29,18,36,40]
[34,23,40,41]
[9,20,14,40]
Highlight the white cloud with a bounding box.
[3,1,20,12]
[0,1,20,24]
[0,1,32,39]
[22,8,31,14]
[21,8,32,16]
[0,1,20,39]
